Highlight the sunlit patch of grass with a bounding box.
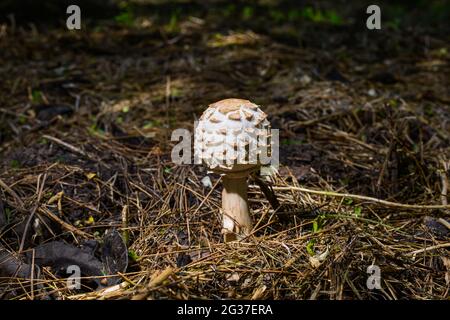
[207,31,261,48]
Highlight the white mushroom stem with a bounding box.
[221,175,252,242]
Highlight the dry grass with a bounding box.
[0,0,449,300]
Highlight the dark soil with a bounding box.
[0,0,449,300]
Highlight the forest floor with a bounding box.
[0,0,449,299]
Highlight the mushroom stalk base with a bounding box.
[221,176,252,242]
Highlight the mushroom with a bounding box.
[194,98,271,242]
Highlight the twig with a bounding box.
[191,178,221,216]
[131,267,177,300]
[408,243,450,256]
[42,135,109,167]
[439,160,448,206]
[252,175,280,210]
[30,249,35,300]
[0,177,25,210]
[437,218,450,231]
[19,173,47,253]
[377,139,395,190]
[39,207,93,239]
[263,186,450,210]
[42,135,89,158]
[121,205,129,246]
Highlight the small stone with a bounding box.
[226,272,240,282]
[300,74,312,85]
[201,176,213,188]
[367,88,377,97]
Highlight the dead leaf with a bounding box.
[226,272,240,282]
[47,191,63,205]
[309,246,330,268]
[85,172,96,180]
[251,285,267,300]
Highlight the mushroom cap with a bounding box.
[195,98,271,175]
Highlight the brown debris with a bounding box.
[0,1,449,301]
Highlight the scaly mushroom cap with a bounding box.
[195,98,271,175]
